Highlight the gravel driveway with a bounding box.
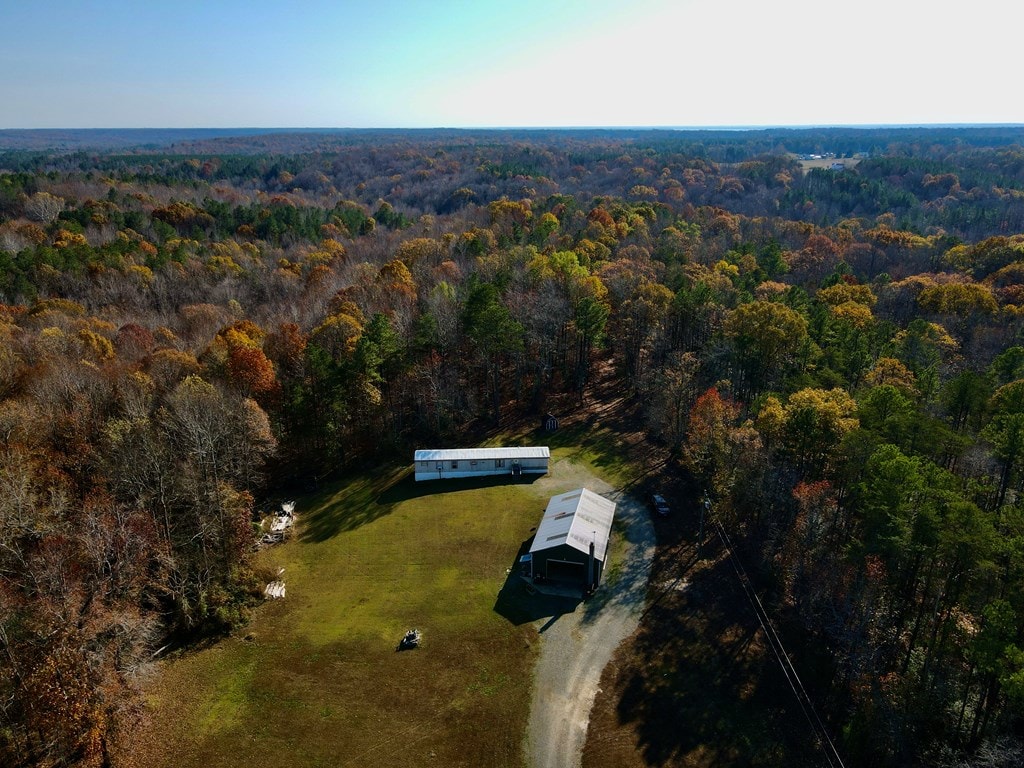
[526,479,655,768]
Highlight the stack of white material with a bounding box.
[264,581,286,599]
[264,567,286,599]
[271,501,296,533]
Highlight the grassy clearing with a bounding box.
[793,155,861,171]
[127,451,608,768]
[498,399,647,492]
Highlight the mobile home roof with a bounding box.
[414,447,550,462]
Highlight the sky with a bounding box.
[1,0,1019,129]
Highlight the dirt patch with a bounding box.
[531,457,607,496]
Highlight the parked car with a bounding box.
[651,493,670,517]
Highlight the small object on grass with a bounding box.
[398,628,421,650]
[264,580,286,599]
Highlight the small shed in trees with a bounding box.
[522,488,615,595]
[413,447,550,482]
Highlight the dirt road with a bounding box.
[526,480,655,768]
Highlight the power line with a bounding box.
[714,518,847,768]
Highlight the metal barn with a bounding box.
[522,488,615,595]
[413,447,550,482]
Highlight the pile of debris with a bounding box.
[264,580,286,599]
[260,501,296,546]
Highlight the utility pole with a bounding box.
[699,493,710,559]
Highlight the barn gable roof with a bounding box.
[414,447,550,462]
[530,488,615,562]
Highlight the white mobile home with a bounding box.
[413,447,550,482]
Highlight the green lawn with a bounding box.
[130,452,605,768]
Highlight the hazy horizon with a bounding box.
[4,122,1024,132]
[3,0,1019,130]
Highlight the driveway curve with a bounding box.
[526,476,655,768]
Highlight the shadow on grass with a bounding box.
[378,471,543,504]
[297,465,406,543]
[544,418,633,480]
[596,544,822,768]
[493,536,581,627]
[536,384,655,477]
[299,466,545,543]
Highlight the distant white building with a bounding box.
[413,446,550,482]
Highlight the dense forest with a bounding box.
[3,126,1024,766]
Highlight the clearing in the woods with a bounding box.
[125,430,630,768]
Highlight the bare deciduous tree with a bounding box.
[23,191,65,223]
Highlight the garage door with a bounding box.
[546,558,585,583]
